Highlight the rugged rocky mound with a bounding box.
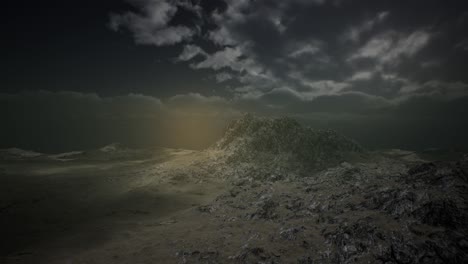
[213,114,363,171]
[174,155,468,263]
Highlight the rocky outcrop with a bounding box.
[180,151,468,263]
[213,114,363,171]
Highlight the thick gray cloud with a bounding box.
[343,11,390,43]
[348,30,432,70]
[113,0,466,104]
[6,1,468,152]
[177,44,206,61]
[109,0,198,46]
[109,0,468,102]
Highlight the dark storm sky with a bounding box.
[2,0,468,152]
[1,0,224,97]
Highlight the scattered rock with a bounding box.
[250,195,279,220]
[172,116,468,263]
[412,200,466,228]
[230,246,279,263]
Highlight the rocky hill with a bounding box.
[2,115,467,264]
[213,114,364,172]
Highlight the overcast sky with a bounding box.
[2,0,468,152]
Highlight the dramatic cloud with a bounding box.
[350,31,431,66]
[193,47,243,71]
[304,80,350,96]
[399,80,468,99]
[208,26,237,46]
[288,44,321,58]
[109,0,197,46]
[215,72,233,83]
[3,0,468,152]
[11,0,460,151]
[344,11,389,42]
[349,71,374,81]
[106,0,468,105]
[177,44,206,61]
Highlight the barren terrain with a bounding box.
[1,116,467,264]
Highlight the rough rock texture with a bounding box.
[213,114,363,171]
[169,116,468,263]
[6,116,466,264]
[178,156,468,263]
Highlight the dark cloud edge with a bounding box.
[2,89,467,120]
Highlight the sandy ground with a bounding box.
[0,149,226,264]
[1,147,467,264]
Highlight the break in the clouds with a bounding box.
[110,0,468,104]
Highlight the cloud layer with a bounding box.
[110,0,468,105]
[5,1,468,152]
[2,89,468,152]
